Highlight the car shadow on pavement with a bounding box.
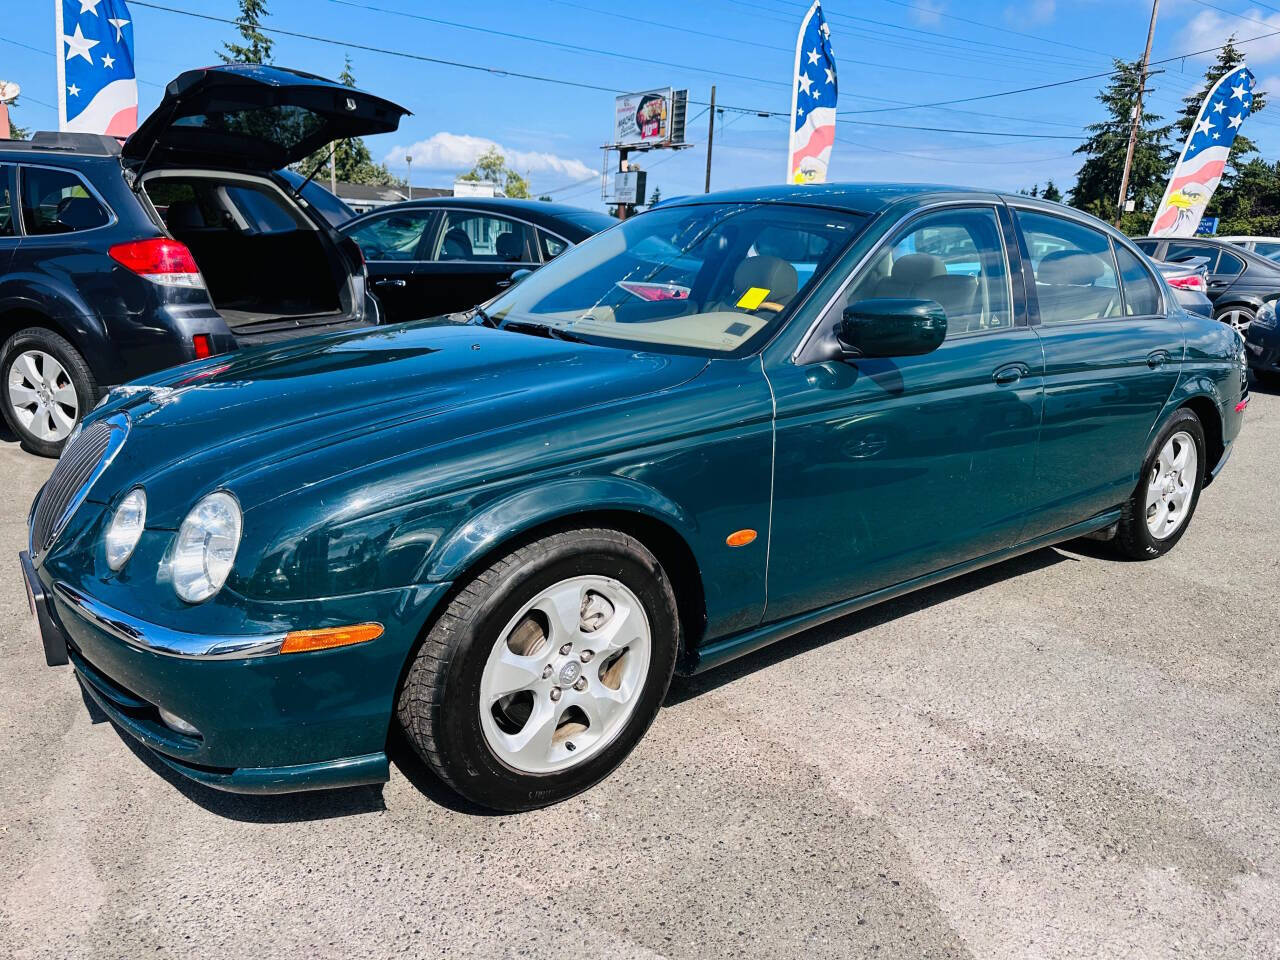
[667,544,1077,705]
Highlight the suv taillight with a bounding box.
[1168,274,1206,292]
[109,239,206,288]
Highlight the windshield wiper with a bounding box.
[502,319,588,343]
[471,304,499,328]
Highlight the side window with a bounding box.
[1016,210,1121,325]
[841,206,1011,336]
[20,167,109,235]
[538,228,568,261]
[346,210,435,261]
[1251,241,1280,261]
[1165,241,1216,268]
[0,166,14,237]
[1113,243,1162,317]
[1216,250,1245,277]
[431,212,536,263]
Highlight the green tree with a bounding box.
[458,146,531,198]
[1208,157,1280,235]
[1041,180,1062,203]
[220,0,273,64]
[1175,36,1264,171]
[1068,59,1172,227]
[295,56,402,187]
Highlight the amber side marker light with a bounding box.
[279,623,384,654]
[726,529,758,547]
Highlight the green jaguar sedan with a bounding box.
[21,185,1248,811]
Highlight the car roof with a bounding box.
[659,182,997,215]
[0,131,122,158]
[380,196,601,218]
[1219,235,1280,242]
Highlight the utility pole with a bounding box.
[1115,0,1160,227]
[330,143,338,195]
[704,85,716,193]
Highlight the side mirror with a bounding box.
[497,268,533,290]
[838,298,948,358]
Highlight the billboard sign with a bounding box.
[614,89,687,147]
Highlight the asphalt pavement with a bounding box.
[1,387,1278,960]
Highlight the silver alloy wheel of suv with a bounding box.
[6,350,79,443]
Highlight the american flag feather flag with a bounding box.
[56,0,137,137]
[1150,66,1255,238]
[787,1,838,184]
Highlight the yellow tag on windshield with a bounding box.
[736,287,770,310]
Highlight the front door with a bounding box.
[1012,208,1183,540]
[344,208,439,323]
[414,209,541,315]
[765,204,1045,622]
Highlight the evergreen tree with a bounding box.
[1041,180,1062,203]
[648,186,662,206]
[1068,59,1172,224]
[220,0,273,64]
[1175,36,1265,169]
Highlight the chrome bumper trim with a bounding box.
[52,582,286,660]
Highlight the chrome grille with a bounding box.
[30,418,118,560]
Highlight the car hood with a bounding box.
[97,321,708,525]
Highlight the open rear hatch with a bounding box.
[124,66,409,343]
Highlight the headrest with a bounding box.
[55,196,105,231]
[890,253,945,284]
[495,232,524,262]
[164,200,204,231]
[441,227,472,260]
[733,255,798,301]
[1038,250,1106,285]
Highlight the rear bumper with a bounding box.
[22,551,449,794]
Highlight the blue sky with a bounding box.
[6,0,1280,210]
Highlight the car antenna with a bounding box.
[291,144,337,201]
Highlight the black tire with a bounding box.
[0,326,98,458]
[1115,408,1206,560]
[397,528,679,811]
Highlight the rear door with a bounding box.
[342,208,439,323]
[414,209,542,314]
[1013,207,1182,540]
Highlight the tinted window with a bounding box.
[20,167,109,235]
[1217,250,1245,277]
[1251,241,1280,260]
[1165,241,1216,266]
[0,166,13,237]
[843,207,1012,336]
[432,211,536,263]
[538,228,568,261]
[1114,243,1161,316]
[346,210,435,261]
[1016,210,1120,324]
[1133,239,1160,256]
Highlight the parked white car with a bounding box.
[1219,235,1280,261]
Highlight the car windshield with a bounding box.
[486,202,865,356]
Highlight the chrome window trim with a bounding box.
[427,205,545,266]
[15,161,119,238]
[52,581,287,660]
[31,411,130,563]
[791,199,1013,364]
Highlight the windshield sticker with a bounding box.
[616,281,691,302]
[724,321,751,336]
[736,287,770,310]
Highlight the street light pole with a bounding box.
[1115,0,1161,227]
[704,85,716,193]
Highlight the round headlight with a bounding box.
[171,491,242,603]
[105,487,147,571]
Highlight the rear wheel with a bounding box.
[0,327,97,458]
[1215,305,1254,335]
[396,528,679,811]
[1115,409,1206,560]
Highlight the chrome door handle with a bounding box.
[374,278,406,288]
[1147,350,1171,368]
[993,363,1028,385]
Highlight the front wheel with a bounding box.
[1115,409,1206,560]
[397,528,679,811]
[1215,306,1255,335]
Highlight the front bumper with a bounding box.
[1245,321,1280,373]
[21,550,449,794]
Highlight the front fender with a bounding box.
[425,476,696,583]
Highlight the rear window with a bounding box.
[20,167,109,235]
[174,104,327,155]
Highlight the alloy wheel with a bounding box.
[479,575,652,774]
[1145,430,1198,540]
[1218,309,1253,335]
[7,350,78,443]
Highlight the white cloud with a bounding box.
[1010,0,1055,25]
[909,0,946,26]
[1259,73,1280,96]
[384,132,595,184]
[1183,8,1280,64]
